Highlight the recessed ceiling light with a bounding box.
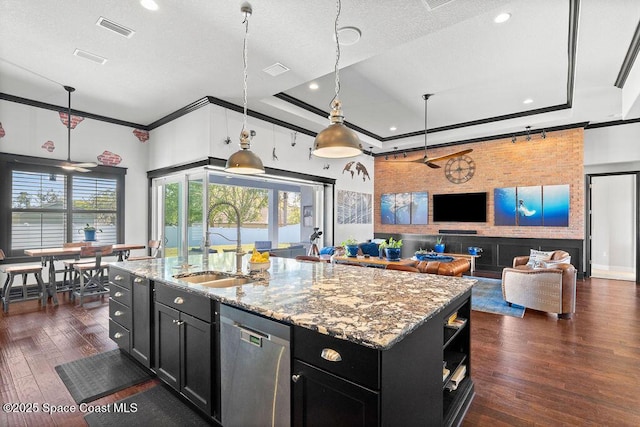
[309,82,319,90]
[140,0,159,11]
[335,27,361,45]
[523,98,533,104]
[494,12,511,24]
[389,126,397,131]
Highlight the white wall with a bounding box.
[148,104,375,245]
[0,99,150,257]
[584,122,640,168]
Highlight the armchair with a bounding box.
[502,250,576,319]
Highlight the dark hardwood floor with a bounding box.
[1,276,639,426]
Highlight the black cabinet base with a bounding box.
[444,379,475,427]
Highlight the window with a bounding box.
[1,154,126,258]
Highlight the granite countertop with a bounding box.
[111,253,475,350]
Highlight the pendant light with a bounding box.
[312,0,362,159]
[225,2,265,174]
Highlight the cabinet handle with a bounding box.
[174,296,184,305]
[291,374,301,383]
[114,275,123,281]
[172,319,184,326]
[114,332,123,339]
[114,291,123,297]
[134,277,143,283]
[320,348,342,362]
[114,310,124,317]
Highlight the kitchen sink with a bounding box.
[174,272,229,284]
[173,271,253,288]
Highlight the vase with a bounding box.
[345,245,359,257]
[385,247,401,261]
[434,243,445,253]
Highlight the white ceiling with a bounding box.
[1,0,639,153]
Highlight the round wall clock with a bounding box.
[445,154,475,184]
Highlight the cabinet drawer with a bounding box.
[109,299,132,329]
[109,268,131,290]
[109,319,130,351]
[155,283,212,321]
[293,326,380,390]
[109,283,131,307]
[131,275,149,289]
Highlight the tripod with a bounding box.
[308,241,319,256]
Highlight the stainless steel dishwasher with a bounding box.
[220,304,291,427]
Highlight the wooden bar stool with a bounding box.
[72,245,113,306]
[60,242,92,293]
[0,249,49,313]
[126,239,161,261]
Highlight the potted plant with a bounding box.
[79,223,102,242]
[385,237,403,261]
[414,247,432,261]
[341,237,359,257]
[434,236,445,253]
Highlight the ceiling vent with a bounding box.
[96,17,135,38]
[263,63,290,77]
[73,48,108,65]
[421,0,455,11]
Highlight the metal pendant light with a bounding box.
[225,2,265,174]
[312,0,362,159]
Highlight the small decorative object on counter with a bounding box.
[414,248,432,261]
[434,236,445,253]
[341,237,359,257]
[249,249,271,271]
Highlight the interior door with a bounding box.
[589,174,637,281]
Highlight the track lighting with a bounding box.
[541,130,546,139]
[512,135,517,143]
[525,126,532,141]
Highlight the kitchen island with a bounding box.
[108,253,475,426]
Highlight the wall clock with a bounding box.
[445,154,475,184]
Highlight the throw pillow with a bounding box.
[526,249,553,268]
[319,246,335,256]
[543,256,571,268]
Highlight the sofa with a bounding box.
[501,250,576,319]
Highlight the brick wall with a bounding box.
[374,128,584,239]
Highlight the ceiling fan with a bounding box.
[57,85,97,172]
[393,94,472,169]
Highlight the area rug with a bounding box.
[469,277,525,318]
[55,349,154,404]
[84,383,211,427]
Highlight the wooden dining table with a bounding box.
[24,243,146,305]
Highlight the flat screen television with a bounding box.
[433,192,487,222]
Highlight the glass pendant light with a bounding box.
[225,2,265,174]
[312,0,362,159]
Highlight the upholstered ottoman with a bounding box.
[416,258,470,277]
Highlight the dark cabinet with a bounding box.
[292,289,473,427]
[292,360,379,427]
[108,267,153,368]
[154,282,216,417]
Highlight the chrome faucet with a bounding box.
[204,201,244,273]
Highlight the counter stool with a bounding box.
[126,239,161,261]
[72,245,113,306]
[60,242,93,293]
[0,249,48,313]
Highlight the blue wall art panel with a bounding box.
[494,184,570,227]
[542,184,570,226]
[411,192,428,224]
[395,192,412,224]
[494,187,517,226]
[381,193,396,224]
[516,186,543,226]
